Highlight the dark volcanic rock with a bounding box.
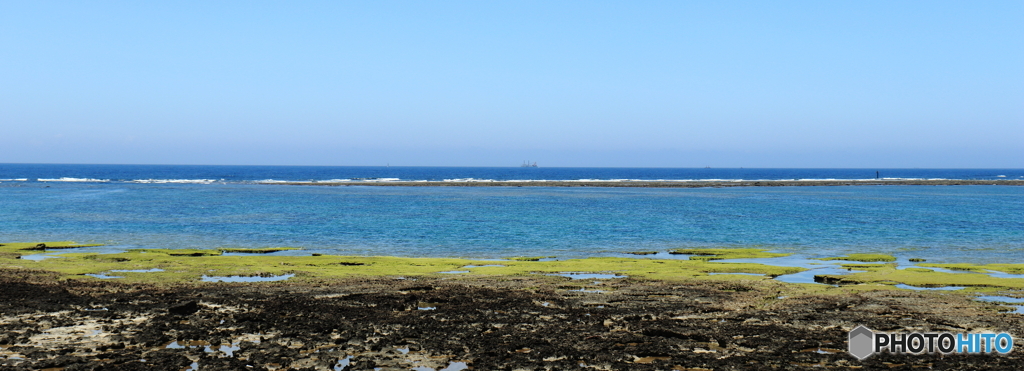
[1,268,1021,370]
[168,300,200,315]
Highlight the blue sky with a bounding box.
[2,1,1021,167]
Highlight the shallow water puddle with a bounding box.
[894,284,965,291]
[975,296,1024,314]
[910,266,976,274]
[773,266,849,285]
[437,270,469,274]
[19,254,62,261]
[201,274,294,283]
[984,270,1024,279]
[166,340,243,357]
[166,340,211,349]
[334,355,352,370]
[550,272,626,280]
[205,343,241,357]
[898,265,1024,280]
[86,273,123,279]
[411,362,469,371]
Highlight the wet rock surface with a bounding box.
[1,268,1021,370]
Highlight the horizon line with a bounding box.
[1,162,1022,170]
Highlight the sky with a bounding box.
[2,1,1021,167]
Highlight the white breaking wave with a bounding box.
[254,179,293,184]
[309,177,401,181]
[37,177,110,182]
[444,178,493,182]
[0,178,28,181]
[131,179,216,184]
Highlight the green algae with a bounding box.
[505,256,554,261]
[667,248,790,260]
[815,265,1024,289]
[986,264,1024,274]
[919,263,1024,275]
[903,267,935,273]
[839,263,895,271]
[0,241,103,252]
[128,248,224,256]
[1,242,803,285]
[4,242,1021,292]
[815,254,896,262]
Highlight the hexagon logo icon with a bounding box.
[848,325,875,360]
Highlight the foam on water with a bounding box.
[37,177,109,182]
[131,179,216,184]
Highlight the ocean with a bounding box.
[1,164,1022,264]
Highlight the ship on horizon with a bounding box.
[520,161,538,168]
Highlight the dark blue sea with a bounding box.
[1,164,1022,264]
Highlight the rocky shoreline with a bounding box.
[2,268,1022,370]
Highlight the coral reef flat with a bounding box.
[2,243,1023,370]
[2,269,1023,370]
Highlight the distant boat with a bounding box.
[521,161,538,168]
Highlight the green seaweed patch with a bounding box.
[668,248,789,261]
[128,248,224,257]
[903,267,934,273]
[917,263,987,272]
[3,246,808,285]
[219,247,301,254]
[815,266,1024,289]
[815,254,896,262]
[919,263,1024,275]
[701,262,804,277]
[987,264,1024,275]
[0,241,104,252]
[506,256,555,261]
[696,273,770,282]
[839,263,895,271]
[82,254,131,263]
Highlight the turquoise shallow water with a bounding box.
[1,170,1022,264]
